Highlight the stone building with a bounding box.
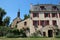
[11,4,60,37]
[11,9,21,28]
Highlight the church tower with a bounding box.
[17,9,20,17]
[11,9,21,28]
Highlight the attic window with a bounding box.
[40,6,45,10]
[52,6,57,10]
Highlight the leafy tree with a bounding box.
[24,14,30,20]
[3,16,10,26]
[0,8,10,26]
[0,8,6,26]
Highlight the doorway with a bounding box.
[48,30,53,37]
[43,32,46,36]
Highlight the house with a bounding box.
[11,4,60,37]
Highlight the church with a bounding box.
[11,4,60,37]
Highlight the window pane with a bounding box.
[33,13,39,17]
[52,20,57,25]
[40,20,49,26]
[45,20,49,25]
[33,20,39,26]
[52,13,57,17]
[40,20,45,26]
[44,13,50,17]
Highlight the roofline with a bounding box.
[33,4,60,6]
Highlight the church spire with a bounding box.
[17,9,20,17]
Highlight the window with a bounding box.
[40,20,45,27]
[52,20,57,25]
[52,13,57,17]
[52,6,57,10]
[33,13,39,17]
[45,20,49,25]
[40,20,49,26]
[24,22,27,26]
[33,20,39,26]
[40,6,45,10]
[44,13,50,17]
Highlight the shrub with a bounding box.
[6,33,20,38]
[55,35,60,38]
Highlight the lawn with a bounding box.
[0,38,60,40]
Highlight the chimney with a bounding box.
[30,3,33,9]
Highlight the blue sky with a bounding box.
[0,0,60,23]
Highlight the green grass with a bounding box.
[0,37,60,40]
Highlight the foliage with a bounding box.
[5,28,20,38]
[0,8,6,26]
[12,28,20,35]
[55,29,60,38]
[30,30,42,38]
[6,27,29,38]
[19,28,27,37]
[55,35,60,38]
[6,33,20,38]
[3,16,10,26]
[24,14,30,20]
[0,8,10,26]
[0,26,10,36]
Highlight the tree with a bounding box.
[0,8,10,26]
[24,14,30,20]
[3,16,10,26]
[0,26,9,36]
[0,8,6,26]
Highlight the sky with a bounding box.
[0,0,60,23]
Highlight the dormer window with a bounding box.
[40,6,45,10]
[52,6,57,10]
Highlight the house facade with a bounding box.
[11,4,60,37]
[29,4,60,37]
